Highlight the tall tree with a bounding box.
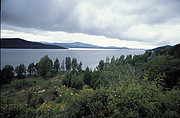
[97,60,104,70]
[15,64,26,79]
[61,60,65,71]
[27,63,36,75]
[77,61,82,72]
[1,65,14,83]
[125,54,133,64]
[35,63,39,74]
[65,57,71,71]
[38,55,52,79]
[54,58,60,73]
[84,67,92,85]
[72,58,78,72]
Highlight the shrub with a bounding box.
[36,101,64,117]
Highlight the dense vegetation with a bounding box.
[1,44,180,118]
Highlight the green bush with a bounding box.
[15,80,31,90]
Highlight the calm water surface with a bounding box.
[1,48,145,69]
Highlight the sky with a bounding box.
[1,0,180,49]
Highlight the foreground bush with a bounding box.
[55,76,180,118]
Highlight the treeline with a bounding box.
[0,56,82,84]
[61,43,180,90]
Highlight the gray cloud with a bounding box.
[2,0,180,44]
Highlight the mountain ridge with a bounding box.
[1,38,67,49]
[41,41,129,49]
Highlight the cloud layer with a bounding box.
[2,0,180,48]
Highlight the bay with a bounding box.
[1,48,145,70]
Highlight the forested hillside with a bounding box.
[1,44,180,118]
[1,38,66,49]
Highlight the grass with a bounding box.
[1,73,64,105]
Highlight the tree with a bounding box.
[35,63,39,74]
[15,64,26,79]
[71,74,84,89]
[97,60,104,70]
[65,57,71,71]
[106,56,110,64]
[72,58,78,72]
[27,63,36,75]
[38,55,52,79]
[125,54,132,64]
[62,71,72,87]
[54,58,60,73]
[77,61,82,72]
[142,55,180,88]
[1,65,14,83]
[111,56,116,64]
[61,60,65,71]
[84,67,92,85]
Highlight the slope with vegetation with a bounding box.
[1,44,180,118]
[1,38,66,49]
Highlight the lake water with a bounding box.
[1,48,145,70]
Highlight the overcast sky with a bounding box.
[1,0,180,49]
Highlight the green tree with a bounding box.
[38,55,52,79]
[106,56,110,64]
[15,64,26,79]
[54,58,60,73]
[71,74,84,89]
[72,58,78,72]
[77,61,82,72]
[125,54,132,64]
[62,71,72,87]
[35,63,39,74]
[27,63,36,75]
[142,55,180,88]
[65,57,71,71]
[61,60,65,71]
[111,56,116,64]
[84,67,92,85]
[1,65,14,83]
[97,60,104,70]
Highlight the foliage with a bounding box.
[142,55,180,88]
[1,97,36,118]
[37,101,64,117]
[65,57,71,71]
[1,43,180,117]
[54,58,60,73]
[15,64,26,79]
[77,61,82,72]
[168,43,180,59]
[27,62,36,75]
[71,73,84,89]
[1,65,14,84]
[38,55,52,79]
[132,52,151,67]
[62,71,72,87]
[72,57,78,73]
[61,60,65,71]
[15,80,31,89]
[84,67,92,86]
[97,60,105,70]
[62,72,84,89]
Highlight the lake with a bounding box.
[1,48,145,70]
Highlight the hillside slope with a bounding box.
[1,38,67,49]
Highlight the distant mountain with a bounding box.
[42,42,129,49]
[1,38,67,49]
[53,42,100,48]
